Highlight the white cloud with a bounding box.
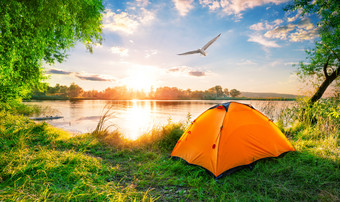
[289,28,318,42]
[135,0,150,7]
[273,19,283,26]
[145,49,158,58]
[248,34,280,48]
[249,15,318,49]
[200,0,220,10]
[264,24,296,40]
[172,0,194,16]
[168,66,208,77]
[236,59,257,66]
[102,7,155,34]
[284,62,299,66]
[111,46,129,57]
[288,18,318,42]
[265,18,318,41]
[250,19,283,31]
[199,0,289,18]
[296,18,314,30]
[75,72,116,82]
[287,10,302,22]
[47,68,116,82]
[139,8,155,24]
[103,10,139,34]
[209,1,220,10]
[250,22,265,31]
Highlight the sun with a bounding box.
[124,70,155,92]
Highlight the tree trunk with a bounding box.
[309,64,339,105]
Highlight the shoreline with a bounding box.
[24,96,297,102]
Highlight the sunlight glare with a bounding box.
[124,68,156,93]
[122,101,153,140]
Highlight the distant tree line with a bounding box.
[30,83,242,100]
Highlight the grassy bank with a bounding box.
[0,99,339,201]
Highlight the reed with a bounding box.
[93,103,117,135]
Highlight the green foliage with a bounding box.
[146,122,184,152]
[0,0,104,102]
[204,85,225,99]
[68,83,84,98]
[0,101,44,116]
[230,89,241,97]
[288,98,339,130]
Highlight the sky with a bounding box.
[46,0,320,95]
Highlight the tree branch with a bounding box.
[323,56,330,78]
[322,43,340,61]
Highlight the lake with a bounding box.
[25,100,294,139]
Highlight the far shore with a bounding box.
[24,96,297,102]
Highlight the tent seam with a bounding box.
[215,107,228,175]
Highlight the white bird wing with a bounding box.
[201,33,221,51]
[177,49,201,55]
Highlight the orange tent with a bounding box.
[171,102,295,178]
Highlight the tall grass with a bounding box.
[93,104,117,135]
[277,98,339,136]
[279,98,339,165]
[0,101,59,117]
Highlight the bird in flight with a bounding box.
[178,33,221,56]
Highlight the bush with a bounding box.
[0,101,55,116]
[278,98,339,138]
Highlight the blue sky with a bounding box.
[46,0,319,94]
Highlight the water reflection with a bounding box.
[25,100,294,139]
[118,100,154,140]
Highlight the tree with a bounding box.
[214,85,224,98]
[223,88,229,97]
[68,83,83,98]
[154,87,183,100]
[0,0,104,102]
[230,89,241,97]
[286,0,340,104]
[191,90,204,99]
[206,85,224,99]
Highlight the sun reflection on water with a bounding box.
[26,100,294,140]
[121,100,154,140]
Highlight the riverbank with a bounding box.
[0,100,339,201]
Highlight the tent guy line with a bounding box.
[178,33,221,56]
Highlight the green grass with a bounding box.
[0,99,339,201]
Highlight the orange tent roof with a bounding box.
[171,102,295,178]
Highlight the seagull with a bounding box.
[178,33,221,56]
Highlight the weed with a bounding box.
[93,103,117,135]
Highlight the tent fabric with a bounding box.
[171,102,295,178]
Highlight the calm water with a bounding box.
[25,100,294,139]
